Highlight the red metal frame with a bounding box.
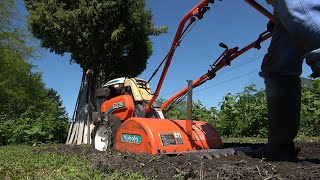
[146,0,275,113]
[162,32,272,110]
[145,0,212,113]
[244,0,274,21]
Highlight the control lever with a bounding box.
[219,42,228,49]
[215,42,239,66]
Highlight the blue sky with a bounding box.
[20,0,313,117]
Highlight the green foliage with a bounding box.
[0,0,68,145]
[300,79,320,136]
[192,101,218,122]
[0,58,69,145]
[213,85,268,137]
[0,0,34,59]
[163,85,268,137]
[213,82,320,138]
[0,110,68,145]
[163,99,217,121]
[164,80,320,138]
[161,98,187,120]
[0,146,106,179]
[25,0,167,78]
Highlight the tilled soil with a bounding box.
[39,142,320,179]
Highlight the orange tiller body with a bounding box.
[114,117,223,154]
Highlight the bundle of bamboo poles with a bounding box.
[66,70,96,145]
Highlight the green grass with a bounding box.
[295,135,320,142]
[0,145,144,180]
[2,136,319,179]
[111,171,144,180]
[222,137,267,144]
[223,136,320,144]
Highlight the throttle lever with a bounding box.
[223,47,239,66]
[219,42,228,49]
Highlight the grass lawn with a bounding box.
[0,145,143,180]
[222,136,320,143]
[1,136,319,179]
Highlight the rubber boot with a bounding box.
[251,76,301,162]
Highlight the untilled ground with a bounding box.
[39,142,320,179]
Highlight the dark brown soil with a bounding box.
[39,142,320,179]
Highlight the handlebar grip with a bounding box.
[219,42,228,49]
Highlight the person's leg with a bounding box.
[272,0,320,78]
[273,0,320,52]
[258,19,304,161]
[260,19,304,77]
[263,76,301,161]
[305,48,320,78]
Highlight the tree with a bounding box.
[25,0,167,78]
[25,0,167,144]
[0,0,34,60]
[0,0,36,118]
[0,0,68,145]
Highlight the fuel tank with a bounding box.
[100,94,134,121]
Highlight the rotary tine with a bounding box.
[178,147,253,159]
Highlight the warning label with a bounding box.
[159,133,176,146]
[173,132,184,145]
